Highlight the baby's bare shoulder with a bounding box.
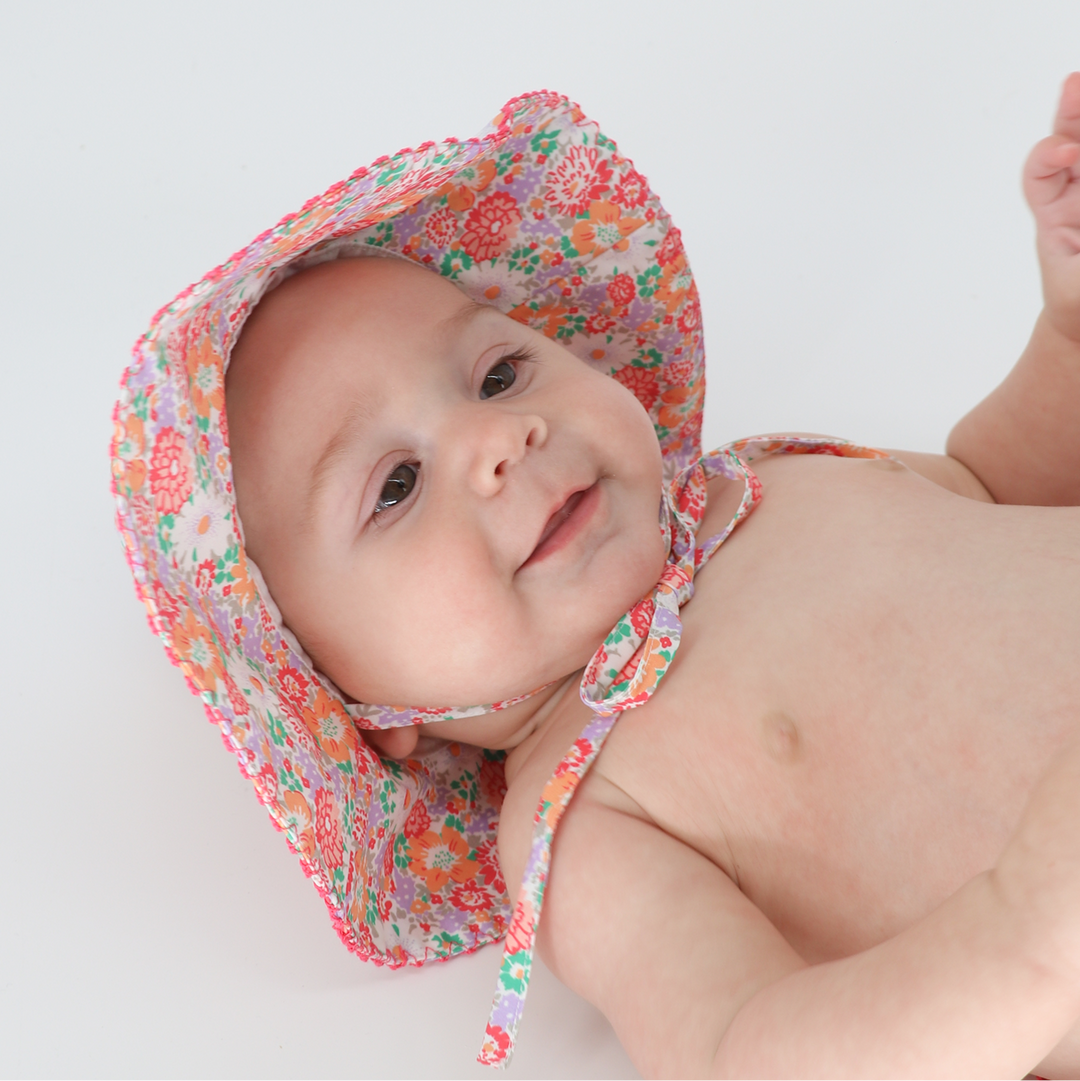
[525,776,805,1077]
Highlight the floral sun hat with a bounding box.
[110,87,705,1033]
[111,89,893,1069]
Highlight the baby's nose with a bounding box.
[465,410,548,496]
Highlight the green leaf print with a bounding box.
[530,128,561,155]
[636,265,661,299]
[267,711,287,747]
[439,249,474,279]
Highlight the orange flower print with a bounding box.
[172,607,223,694]
[185,337,225,417]
[612,167,648,210]
[544,144,612,217]
[508,301,569,338]
[460,192,522,263]
[301,687,358,762]
[281,789,316,859]
[114,414,147,494]
[655,253,693,314]
[424,206,457,248]
[539,771,577,828]
[569,200,645,258]
[227,548,257,608]
[434,159,496,212]
[406,825,478,893]
[315,788,344,871]
[606,273,635,309]
[148,427,193,516]
[613,364,660,411]
[658,384,697,429]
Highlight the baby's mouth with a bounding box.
[521,483,600,569]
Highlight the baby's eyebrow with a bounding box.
[304,394,378,529]
[437,297,489,336]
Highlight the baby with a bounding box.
[119,82,1080,1077]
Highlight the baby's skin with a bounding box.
[226,77,1080,1077]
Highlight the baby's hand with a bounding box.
[1025,73,1080,342]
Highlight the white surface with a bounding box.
[1,2,1076,1076]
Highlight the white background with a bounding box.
[1,2,1077,1077]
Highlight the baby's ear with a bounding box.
[364,725,420,760]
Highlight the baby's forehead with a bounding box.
[229,257,484,405]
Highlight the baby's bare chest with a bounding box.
[591,455,1080,960]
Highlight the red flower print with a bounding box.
[276,665,310,719]
[148,426,193,516]
[382,838,396,880]
[424,206,457,248]
[460,192,522,263]
[376,889,392,921]
[253,761,277,804]
[476,837,506,894]
[630,597,656,638]
[403,800,431,839]
[315,788,344,871]
[479,757,508,804]
[223,669,250,716]
[655,225,684,267]
[613,364,660,411]
[606,273,636,309]
[612,168,648,209]
[193,557,216,594]
[544,145,612,217]
[663,356,694,386]
[554,737,593,777]
[449,882,491,913]
[584,312,616,336]
[130,493,155,536]
[505,898,534,954]
[149,579,181,629]
[482,1024,511,1060]
[677,295,702,335]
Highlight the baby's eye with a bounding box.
[480,360,517,399]
[375,463,417,515]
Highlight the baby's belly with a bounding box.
[592,453,1080,963]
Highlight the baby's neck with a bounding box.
[502,669,582,786]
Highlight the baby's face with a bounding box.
[226,256,666,721]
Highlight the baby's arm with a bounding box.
[539,747,1080,1078]
[947,74,1080,506]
